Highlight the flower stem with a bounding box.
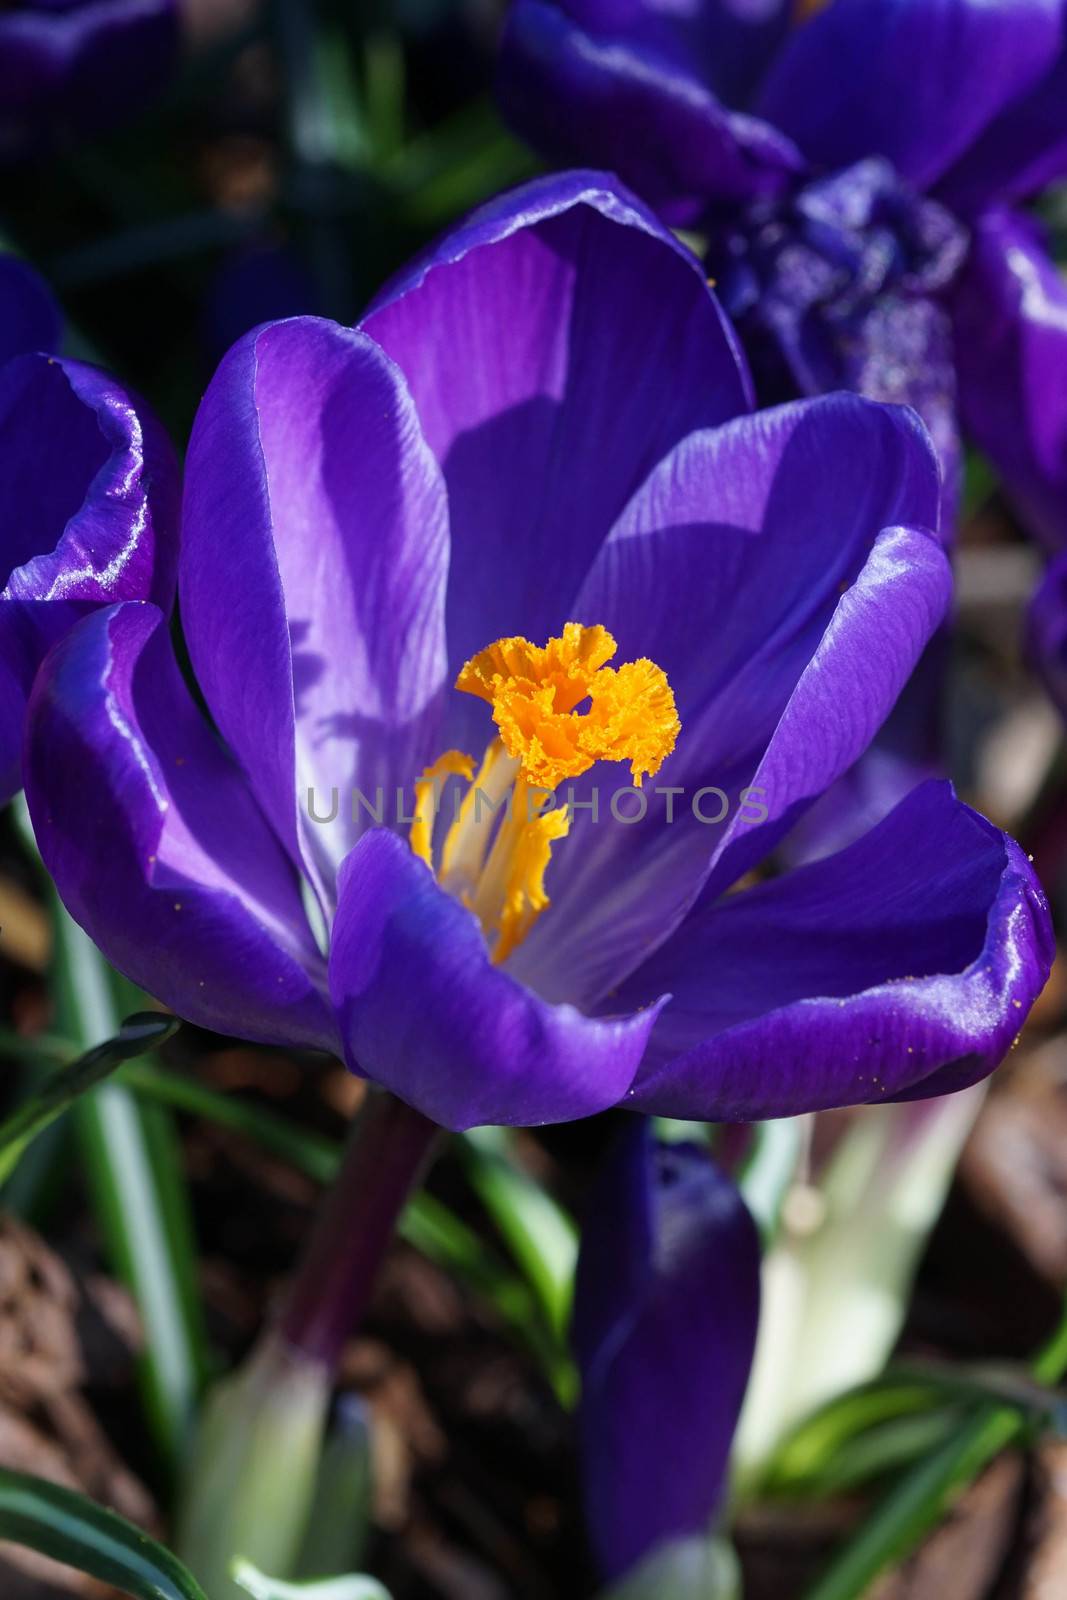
[276,1089,443,1367]
[177,1090,442,1595]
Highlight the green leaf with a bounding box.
[461,1126,578,1337]
[762,1379,949,1495]
[886,1358,1067,1430]
[778,1410,961,1501]
[800,1407,1020,1600]
[295,1397,373,1579]
[49,896,211,1472]
[363,33,405,162]
[233,1560,391,1600]
[0,1469,208,1600]
[117,1056,340,1185]
[76,1078,211,1469]
[381,98,538,224]
[14,794,212,1469]
[802,1288,1067,1600]
[0,1013,178,1184]
[175,1339,330,1600]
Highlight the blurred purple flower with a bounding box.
[0,252,177,801]
[0,254,62,362]
[950,206,1067,718]
[498,0,1067,540]
[573,1123,760,1580]
[23,175,1052,1130]
[201,243,320,373]
[0,0,179,160]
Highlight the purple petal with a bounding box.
[938,43,1067,214]
[951,208,1067,551]
[362,171,751,702]
[696,529,950,907]
[781,634,948,866]
[327,828,666,1131]
[24,603,335,1051]
[1,355,177,607]
[519,0,792,105]
[0,353,178,802]
[180,318,450,909]
[510,394,945,1010]
[574,1124,760,1581]
[621,782,1053,1121]
[0,254,61,361]
[756,0,1064,192]
[497,3,803,225]
[0,0,178,159]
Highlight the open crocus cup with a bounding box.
[25,173,1053,1132]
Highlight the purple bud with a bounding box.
[573,1123,760,1582]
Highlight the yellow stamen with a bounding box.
[410,623,678,964]
[410,749,474,867]
[456,621,679,789]
[491,781,571,966]
[440,737,517,893]
[457,623,617,714]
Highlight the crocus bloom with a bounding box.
[952,211,1067,716]
[498,0,1067,536]
[0,252,178,801]
[25,175,1053,1130]
[574,1122,759,1579]
[0,254,61,363]
[0,0,178,160]
[202,243,319,371]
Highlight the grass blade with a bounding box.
[119,1057,340,1183]
[0,1013,177,1183]
[802,1291,1067,1599]
[0,1468,208,1600]
[461,1126,578,1338]
[49,904,211,1473]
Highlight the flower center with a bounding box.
[410,622,679,964]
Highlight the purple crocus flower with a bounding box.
[498,0,1067,537]
[0,254,61,363]
[0,0,178,160]
[0,252,178,802]
[952,209,1067,718]
[574,1123,759,1580]
[23,175,1053,1131]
